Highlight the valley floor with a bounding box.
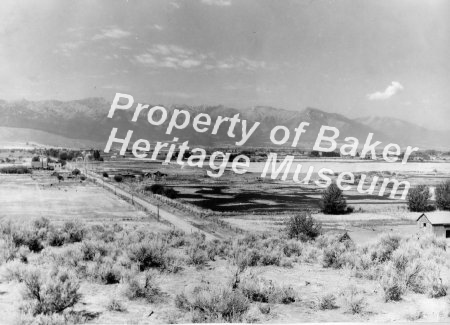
[0,172,449,324]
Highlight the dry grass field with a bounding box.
[0,173,168,229]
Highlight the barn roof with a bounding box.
[418,212,450,225]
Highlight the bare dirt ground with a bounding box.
[1,249,448,324]
[1,167,449,324]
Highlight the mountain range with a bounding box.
[0,98,448,150]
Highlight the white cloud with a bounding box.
[135,44,268,71]
[135,45,203,69]
[201,0,232,6]
[214,57,267,70]
[367,81,404,101]
[92,27,131,40]
[54,41,84,56]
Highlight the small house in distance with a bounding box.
[417,212,450,239]
[31,156,48,169]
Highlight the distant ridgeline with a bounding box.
[103,93,415,199]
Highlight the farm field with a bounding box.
[0,173,169,231]
[83,158,450,212]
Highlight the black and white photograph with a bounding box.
[0,0,449,324]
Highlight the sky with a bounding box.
[0,0,449,130]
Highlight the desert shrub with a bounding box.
[163,229,187,248]
[114,174,123,182]
[122,270,161,303]
[425,266,448,298]
[418,233,447,251]
[317,294,338,310]
[3,260,27,282]
[319,233,356,269]
[378,239,448,300]
[369,233,402,263]
[80,240,109,261]
[161,252,184,274]
[239,274,295,304]
[301,245,320,263]
[80,175,86,181]
[407,185,434,212]
[48,246,84,271]
[71,169,80,176]
[32,217,51,233]
[126,237,168,271]
[47,231,66,247]
[186,240,209,267]
[61,221,85,243]
[321,182,348,214]
[435,180,450,210]
[285,211,322,241]
[20,266,81,315]
[106,297,127,312]
[380,266,406,301]
[322,245,352,269]
[270,285,296,304]
[205,240,222,260]
[87,260,122,284]
[239,275,272,303]
[175,283,250,323]
[341,285,366,314]
[6,225,45,254]
[102,171,109,178]
[26,235,44,253]
[282,239,303,257]
[231,247,261,269]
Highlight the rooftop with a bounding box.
[418,212,450,225]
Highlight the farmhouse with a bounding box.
[48,162,62,171]
[417,212,450,239]
[31,156,48,169]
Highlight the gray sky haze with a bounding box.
[1,0,449,130]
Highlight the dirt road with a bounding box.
[79,167,217,240]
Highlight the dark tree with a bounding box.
[163,187,178,199]
[149,184,165,195]
[435,181,450,211]
[407,185,433,212]
[59,152,68,161]
[93,150,101,160]
[72,168,81,176]
[285,211,322,241]
[114,174,123,182]
[322,182,348,214]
